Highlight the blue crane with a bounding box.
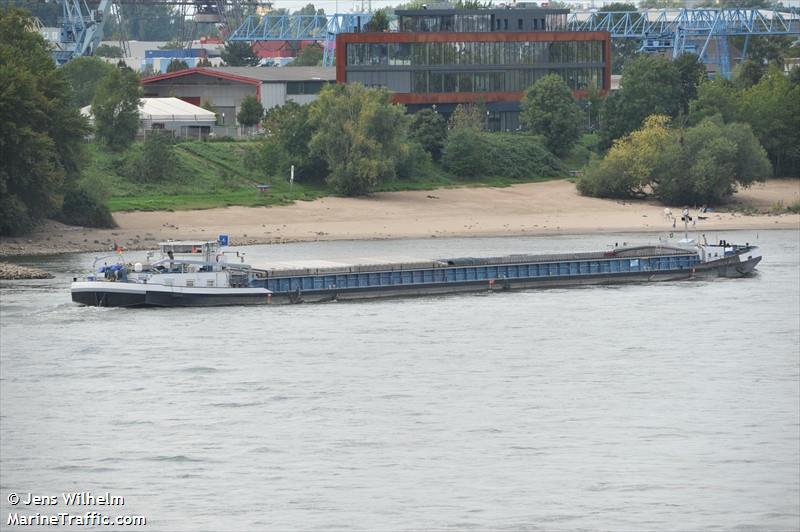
[227,13,373,66]
[568,8,800,78]
[52,0,114,64]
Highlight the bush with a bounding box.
[396,141,433,180]
[0,194,35,236]
[442,127,488,178]
[60,188,116,228]
[124,132,180,182]
[483,133,564,179]
[443,130,562,180]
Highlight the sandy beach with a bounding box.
[1,179,798,256]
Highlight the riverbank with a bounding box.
[1,180,798,257]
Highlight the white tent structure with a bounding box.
[81,97,217,138]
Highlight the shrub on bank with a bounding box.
[60,188,117,228]
[443,130,563,180]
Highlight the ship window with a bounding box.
[518,19,523,30]
[186,280,194,287]
[207,280,214,287]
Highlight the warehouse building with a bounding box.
[141,66,335,126]
[335,6,611,130]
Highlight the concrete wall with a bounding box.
[260,83,287,111]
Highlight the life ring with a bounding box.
[215,253,222,263]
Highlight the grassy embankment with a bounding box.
[84,136,596,212]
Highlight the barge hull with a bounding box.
[263,268,721,304]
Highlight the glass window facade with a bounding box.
[346,40,605,92]
[347,41,603,67]
[397,10,568,33]
[286,81,326,95]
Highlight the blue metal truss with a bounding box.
[568,8,800,78]
[53,0,112,64]
[228,13,372,66]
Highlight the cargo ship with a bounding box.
[70,235,761,308]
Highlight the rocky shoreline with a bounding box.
[0,262,54,280]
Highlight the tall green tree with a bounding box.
[447,103,486,131]
[579,114,771,204]
[364,9,390,32]
[113,4,179,41]
[289,44,323,67]
[442,127,488,178]
[599,3,639,74]
[308,83,410,195]
[599,55,681,149]
[673,53,706,115]
[654,117,770,204]
[293,3,325,15]
[738,67,800,176]
[237,95,264,127]
[409,109,447,161]
[61,56,116,107]
[688,77,739,125]
[92,65,142,151]
[125,131,179,182]
[258,101,326,179]
[520,74,584,157]
[733,59,765,89]
[166,59,189,72]
[0,9,89,234]
[221,41,260,66]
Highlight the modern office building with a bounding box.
[335,7,611,130]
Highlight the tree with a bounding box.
[95,44,123,58]
[197,57,212,67]
[237,95,264,127]
[92,65,142,151]
[520,74,584,157]
[599,3,639,74]
[364,9,389,32]
[60,188,116,228]
[308,83,410,195]
[125,131,179,182]
[0,9,89,234]
[61,56,116,107]
[673,53,706,115]
[409,109,447,161]
[140,63,157,78]
[688,77,739,125]
[289,44,323,67]
[442,127,488,178]
[579,114,771,204]
[201,100,220,125]
[654,117,770,204]
[599,55,681,149]
[257,101,326,179]
[733,59,765,89]
[580,115,676,199]
[447,103,485,131]
[114,4,179,41]
[738,66,800,176]
[294,3,325,15]
[166,58,189,72]
[221,40,260,66]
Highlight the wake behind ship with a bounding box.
[70,236,762,308]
